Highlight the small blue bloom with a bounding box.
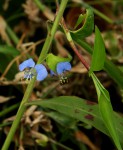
[56,62,71,75]
[50,62,71,76]
[19,58,48,81]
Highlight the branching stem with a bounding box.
[61,18,90,71]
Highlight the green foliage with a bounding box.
[46,53,72,72]
[27,96,123,146]
[1,1,123,150]
[89,24,121,149]
[46,111,76,128]
[0,45,20,79]
[91,73,122,150]
[71,8,94,39]
[74,39,123,88]
[0,45,20,56]
[90,26,106,73]
[74,14,86,29]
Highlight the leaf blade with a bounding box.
[71,8,94,39]
[26,96,123,146]
[90,26,106,73]
[46,53,72,72]
[91,73,122,150]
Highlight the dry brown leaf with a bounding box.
[40,117,52,132]
[31,130,48,142]
[31,111,52,132]
[18,145,25,150]
[25,105,37,117]
[0,95,15,103]
[0,16,11,44]
[43,6,54,21]
[4,116,16,123]
[75,130,100,150]
[22,0,41,22]
[3,0,10,10]
[14,72,25,81]
[25,116,32,124]
[30,114,44,127]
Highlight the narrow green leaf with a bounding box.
[46,53,72,72]
[91,73,109,101]
[0,45,20,79]
[73,39,123,88]
[70,8,94,39]
[91,73,122,150]
[26,96,123,146]
[74,14,86,29]
[90,26,106,73]
[0,45,20,56]
[99,93,122,150]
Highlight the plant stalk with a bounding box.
[61,18,90,71]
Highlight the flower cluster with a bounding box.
[19,58,71,81]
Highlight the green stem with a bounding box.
[37,2,68,63]
[7,13,25,22]
[1,1,68,149]
[6,24,19,45]
[76,39,123,88]
[1,78,35,150]
[0,122,12,128]
[0,103,20,117]
[93,8,113,24]
[34,0,46,11]
[49,138,73,150]
[61,19,90,71]
[51,143,58,150]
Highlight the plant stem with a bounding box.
[49,138,73,150]
[1,1,68,149]
[1,78,36,150]
[93,8,113,24]
[75,39,123,89]
[7,13,25,22]
[6,24,19,45]
[37,2,68,63]
[0,103,20,117]
[34,0,45,11]
[61,18,90,71]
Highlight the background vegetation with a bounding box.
[0,0,123,150]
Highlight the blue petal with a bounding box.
[35,64,48,81]
[19,58,35,71]
[57,62,71,74]
[50,70,56,76]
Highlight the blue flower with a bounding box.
[50,62,71,76]
[56,62,71,75]
[19,58,48,81]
